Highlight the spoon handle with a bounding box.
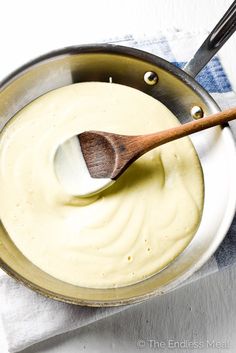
[135,107,236,154]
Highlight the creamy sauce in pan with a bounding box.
[0,82,203,288]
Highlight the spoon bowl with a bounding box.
[54,136,114,197]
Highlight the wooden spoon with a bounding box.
[79,107,236,180]
[54,107,236,197]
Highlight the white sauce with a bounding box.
[0,82,203,288]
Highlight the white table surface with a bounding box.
[1,0,236,352]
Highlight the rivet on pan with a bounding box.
[144,71,158,85]
[109,76,113,83]
[191,106,204,119]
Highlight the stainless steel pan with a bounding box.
[0,2,236,306]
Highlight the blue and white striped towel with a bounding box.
[1,31,236,353]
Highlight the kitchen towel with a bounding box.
[1,31,236,353]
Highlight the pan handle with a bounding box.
[183,0,236,78]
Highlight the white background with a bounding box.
[1,0,236,352]
[0,0,236,85]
